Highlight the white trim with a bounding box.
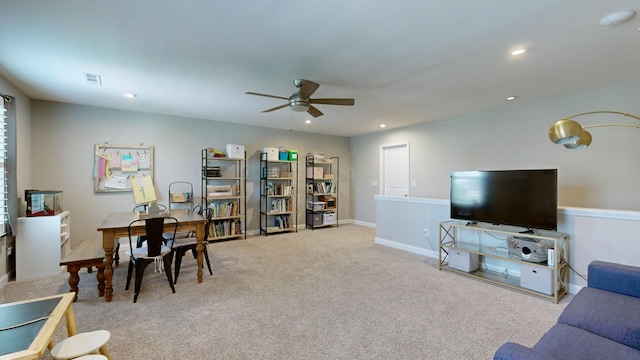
[372,196,640,221]
[375,237,439,258]
[353,219,375,228]
[558,206,640,221]
[373,195,449,206]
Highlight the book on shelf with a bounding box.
[312,181,334,195]
[269,198,292,213]
[273,214,291,229]
[208,201,238,217]
[208,219,242,238]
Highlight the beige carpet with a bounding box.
[1,224,569,359]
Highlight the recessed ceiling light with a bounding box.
[599,10,636,26]
[380,124,386,128]
[123,93,137,99]
[506,96,518,101]
[510,48,526,56]
[305,120,311,124]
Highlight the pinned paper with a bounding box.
[110,151,121,168]
[131,174,157,205]
[121,153,138,172]
[104,175,128,189]
[138,152,151,169]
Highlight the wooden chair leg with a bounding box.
[100,344,113,360]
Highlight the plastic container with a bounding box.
[25,190,63,216]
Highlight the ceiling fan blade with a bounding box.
[310,98,355,106]
[262,103,290,113]
[307,105,323,118]
[245,92,289,101]
[297,79,320,99]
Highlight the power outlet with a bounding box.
[423,228,429,239]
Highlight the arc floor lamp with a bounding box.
[548,111,640,149]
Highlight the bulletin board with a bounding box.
[94,144,154,193]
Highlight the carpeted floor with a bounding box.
[1,224,569,359]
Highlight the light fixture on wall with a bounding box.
[548,111,640,149]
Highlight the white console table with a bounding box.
[439,220,569,303]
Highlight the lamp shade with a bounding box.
[548,119,583,144]
[564,130,592,149]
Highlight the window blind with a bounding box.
[0,97,7,236]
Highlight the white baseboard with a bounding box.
[375,237,438,258]
[353,220,375,228]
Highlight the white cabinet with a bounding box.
[16,211,70,280]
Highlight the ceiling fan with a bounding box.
[245,79,355,118]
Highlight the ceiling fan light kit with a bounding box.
[289,97,310,112]
[246,79,355,118]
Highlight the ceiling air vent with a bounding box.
[84,73,102,86]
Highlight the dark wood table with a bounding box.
[0,293,77,360]
[97,209,208,302]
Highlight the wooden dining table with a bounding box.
[97,208,208,302]
[0,293,77,360]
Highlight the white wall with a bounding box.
[29,101,351,244]
[351,80,640,225]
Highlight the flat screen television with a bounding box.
[450,169,558,231]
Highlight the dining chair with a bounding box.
[125,216,177,303]
[113,204,168,265]
[132,203,168,246]
[165,207,213,284]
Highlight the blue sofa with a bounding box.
[494,261,640,360]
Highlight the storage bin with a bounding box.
[322,213,336,224]
[25,190,63,216]
[306,167,324,179]
[318,196,336,209]
[448,250,479,272]
[520,264,553,295]
[279,151,288,160]
[307,201,325,211]
[226,144,245,159]
[288,150,298,161]
[307,213,322,225]
[263,147,278,161]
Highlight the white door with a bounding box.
[380,142,409,197]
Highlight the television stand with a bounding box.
[438,220,569,303]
